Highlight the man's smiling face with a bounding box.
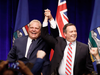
[28,21,41,39]
[64,25,77,42]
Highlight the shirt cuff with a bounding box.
[96,59,100,64]
[49,19,56,29]
[42,22,48,27]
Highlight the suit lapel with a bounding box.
[22,36,28,56]
[74,41,81,67]
[34,37,42,49]
[62,38,67,52]
[58,38,67,64]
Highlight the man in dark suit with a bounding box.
[90,48,100,75]
[7,20,51,75]
[41,9,94,75]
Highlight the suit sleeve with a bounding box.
[50,26,59,38]
[7,41,17,62]
[31,58,44,75]
[41,26,58,49]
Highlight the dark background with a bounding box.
[0,0,95,60]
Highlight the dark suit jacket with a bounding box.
[7,36,51,75]
[97,64,100,75]
[41,26,94,75]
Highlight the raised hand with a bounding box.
[90,47,100,60]
[44,9,53,21]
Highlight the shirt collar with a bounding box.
[66,40,76,45]
[28,37,33,42]
[28,36,41,41]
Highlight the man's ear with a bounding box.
[64,33,66,37]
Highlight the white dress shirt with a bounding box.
[25,37,33,58]
[42,19,56,29]
[58,41,76,75]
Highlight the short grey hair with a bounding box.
[28,19,42,28]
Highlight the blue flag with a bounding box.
[88,0,100,73]
[13,0,29,41]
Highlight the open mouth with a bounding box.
[31,32,37,34]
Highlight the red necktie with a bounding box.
[65,43,72,75]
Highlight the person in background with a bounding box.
[41,9,94,75]
[7,19,50,75]
[0,60,33,75]
[90,47,100,75]
[31,50,46,75]
[0,60,18,75]
[0,50,46,75]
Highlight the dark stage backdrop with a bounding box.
[0,0,94,60]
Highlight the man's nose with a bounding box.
[32,28,36,31]
[73,31,77,34]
